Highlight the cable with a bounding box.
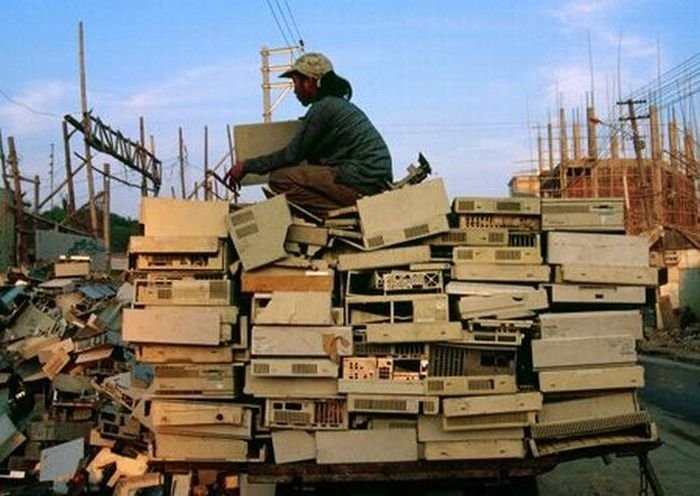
[265,0,291,47]
[274,0,296,48]
[0,87,60,118]
[282,0,304,46]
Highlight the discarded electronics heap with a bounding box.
[0,172,660,492]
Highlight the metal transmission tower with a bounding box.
[63,113,162,196]
[260,45,303,122]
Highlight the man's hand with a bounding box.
[224,161,245,190]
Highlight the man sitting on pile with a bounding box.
[226,52,393,217]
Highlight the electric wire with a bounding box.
[274,0,296,48]
[0,87,60,118]
[282,0,304,46]
[265,0,292,47]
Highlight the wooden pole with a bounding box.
[650,106,662,161]
[103,163,111,272]
[78,21,99,236]
[204,125,210,200]
[572,110,582,160]
[0,130,9,190]
[62,120,77,214]
[586,106,598,159]
[49,143,55,209]
[559,108,569,163]
[627,100,652,229]
[178,127,186,199]
[7,137,23,266]
[547,122,554,172]
[261,46,272,123]
[38,160,86,211]
[140,116,148,197]
[226,124,236,202]
[536,127,543,175]
[149,134,159,197]
[33,175,40,213]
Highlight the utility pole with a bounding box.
[0,131,9,190]
[178,127,186,199]
[103,163,111,272]
[7,137,23,266]
[204,125,210,200]
[261,45,301,122]
[78,21,99,236]
[62,120,77,214]
[140,117,148,197]
[619,99,652,230]
[49,143,55,209]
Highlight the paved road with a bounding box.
[537,356,700,495]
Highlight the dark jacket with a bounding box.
[243,96,393,195]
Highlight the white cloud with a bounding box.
[0,80,72,135]
[548,0,619,28]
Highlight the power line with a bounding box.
[274,0,296,47]
[282,0,304,46]
[265,0,291,47]
[0,87,60,118]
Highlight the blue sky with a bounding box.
[1,0,697,217]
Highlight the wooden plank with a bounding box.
[538,365,645,392]
[251,326,352,357]
[549,284,646,304]
[559,264,658,286]
[241,267,334,293]
[140,198,229,237]
[316,429,418,464]
[122,307,221,345]
[443,392,542,417]
[423,439,526,460]
[286,224,330,246]
[538,310,643,340]
[532,335,637,370]
[451,263,551,283]
[228,195,292,271]
[337,245,432,271]
[365,322,462,343]
[546,232,648,267]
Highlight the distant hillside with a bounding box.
[41,206,140,253]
